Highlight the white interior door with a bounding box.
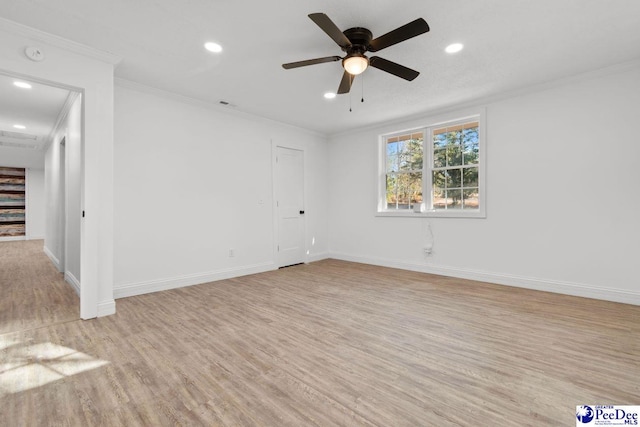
[275,146,305,267]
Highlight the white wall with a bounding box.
[26,168,45,239]
[44,94,82,290]
[0,17,119,318]
[113,83,328,297]
[0,146,45,169]
[64,95,82,286]
[327,64,640,305]
[44,139,63,269]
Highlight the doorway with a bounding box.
[274,146,305,267]
[0,71,82,314]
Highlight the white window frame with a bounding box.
[377,109,486,218]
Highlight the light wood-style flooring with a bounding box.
[1,241,639,426]
[0,240,78,334]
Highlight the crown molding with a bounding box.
[0,17,122,65]
[114,77,327,139]
[330,57,640,139]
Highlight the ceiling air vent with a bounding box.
[218,100,237,108]
[0,140,40,150]
[0,129,41,150]
[0,130,39,140]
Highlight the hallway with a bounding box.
[0,240,78,335]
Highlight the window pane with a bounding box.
[387,141,398,154]
[398,137,423,171]
[398,141,411,171]
[442,131,459,145]
[463,167,478,187]
[462,127,478,145]
[434,148,446,168]
[397,172,422,205]
[386,172,422,210]
[433,170,446,189]
[386,174,398,207]
[409,137,423,170]
[386,142,398,172]
[447,144,462,167]
[463,188,479,209]
[433,187,446,210]
[433,133,447,149]
[446,189,463,209]
[463,125,479,165]
[448,169,462,188]
[463,141,479,165]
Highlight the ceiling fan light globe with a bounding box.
[343,55,369,75]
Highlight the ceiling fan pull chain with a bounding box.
[349,75,353,112]
[361,74,365,103]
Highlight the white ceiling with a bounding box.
[0,74,71,151]
[1,0,640,135]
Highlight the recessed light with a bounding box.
[324,92,336,99]
[13,124,26,129]
[445,43,464,54]
[204,42,223,53]
[13,81,32,89]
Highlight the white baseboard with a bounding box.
[27,235,45,240]
[43,245,62,272]
[64,271,81,296]
[0,236,26,242]
[329,252,640,306]
[113,262,277,299]
[97,299,116,317]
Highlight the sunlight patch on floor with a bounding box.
[0,338,109,396]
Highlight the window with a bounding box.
[378,112,485,217]
[384,131,424,211]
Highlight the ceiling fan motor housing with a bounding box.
[342,27,373,55]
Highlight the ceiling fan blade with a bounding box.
[282,56,342,69]
[337,71,353,94]
[308,13,351,48]
[369,56,420,81]
[368,18,430,52]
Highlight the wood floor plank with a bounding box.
[1,242,639,425]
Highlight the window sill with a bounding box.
[375,210,486,219]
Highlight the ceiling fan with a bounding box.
[282,13,430,95]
